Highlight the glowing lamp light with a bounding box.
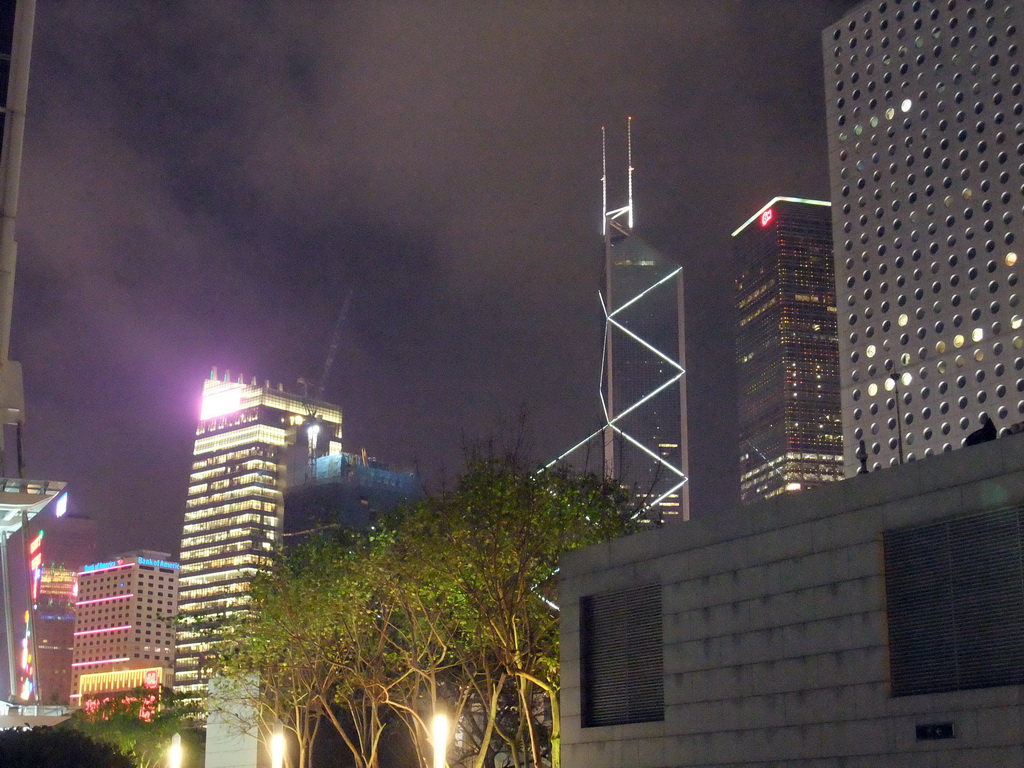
[169,733,182,768]
[270,723,285,768]
[785,482,802,492]
[760,208,774,227]
[432,713,448,768]
[200,385,243,420]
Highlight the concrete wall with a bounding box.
[560,434,1024,768]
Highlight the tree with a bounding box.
[62,686,201,768]
[216,536,413,768]
[384,452,637,768]
[217,452,636,768]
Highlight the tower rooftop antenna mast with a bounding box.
[601,126,607,235]
[627,116,634,230]
[602,118,635,235]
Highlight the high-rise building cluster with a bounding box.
[9,0,1024,749]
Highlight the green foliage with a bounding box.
[61,687,201,768]
[215,453,636,768]
[0,726,135,768]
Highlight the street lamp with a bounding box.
[432,712,449,768]
[270,722,285,768]
[168,733,182,768]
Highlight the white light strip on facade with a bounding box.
[608,265,683,321]
[608,423,688,480]
[545,426,605,469]
[76,594,133,606]
[71,657,130,668]
[607,372,683,428]
[606,315,685,372]
[730,196,831,238]
[74,625,132,637]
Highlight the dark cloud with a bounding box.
[14,1,861,555]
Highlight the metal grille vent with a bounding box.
[580,583,663,727]
[884,507,1024,696]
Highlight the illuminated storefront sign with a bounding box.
[54,493,68,518]
[81,559,125,573]
[82,557,177,574]
[78,667,164,721]
[78,666,163,695]
[137,557,178,570]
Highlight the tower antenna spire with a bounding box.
[627,116,634,230]
[601,125,607,235]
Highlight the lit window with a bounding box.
[899,313,909,326]
[869,383,879,397]
[954,334,965,348]
[901,98,913,113]
[1007,252,1018,267]
[867,344,877,358]
[972,328,984,342]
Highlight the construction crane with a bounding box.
[301,290,354,477]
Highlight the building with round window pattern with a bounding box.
[825,0,1024,473]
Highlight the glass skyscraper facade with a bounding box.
[825,0,1024,473]
[174,372,342,701]
[601,213,689,520]
[734,197,842,503]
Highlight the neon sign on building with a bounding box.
[79,667,163,721]
[19,529,43,700]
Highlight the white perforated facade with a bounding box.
[825,0,1024,474]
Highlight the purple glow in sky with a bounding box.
[13,1,861,555]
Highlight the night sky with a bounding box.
[13,1,862,558]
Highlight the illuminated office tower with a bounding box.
[599,122,689,520]
[825,1,1024,473]
[734,198,842,503]
[70,552,178,706]
[174,371,342,701]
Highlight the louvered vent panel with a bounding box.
[580,583,663,727]
[884,508,1024,696]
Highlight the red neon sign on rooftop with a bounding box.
[760,208,774,227]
